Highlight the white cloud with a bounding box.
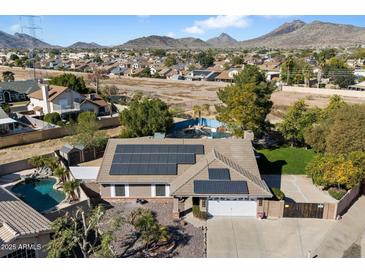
[184,15,249,34]
[166,32,175,38]
[9,23,21,34]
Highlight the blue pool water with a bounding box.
[11,178,65,212]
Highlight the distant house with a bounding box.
[27,85,83,116]
[0,107,18,135]
[109,66,128,76]
[27,85,110,117]
[349,80,365,91]
[215,68,240,82]
[80,93,110,116]
[0,187,51,258]
[0,80,39,103]
[185,70,220,81]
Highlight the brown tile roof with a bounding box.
[28,85,70,102]
[96,138,271,198]
[81,95,109,108]
[0,187,51,244]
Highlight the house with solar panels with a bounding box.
[96,137,273,218]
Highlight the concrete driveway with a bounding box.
[262,175,336,203]
[207,217,335,258]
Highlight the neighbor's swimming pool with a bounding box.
[11,177,65,212]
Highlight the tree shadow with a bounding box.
[257,153,287,175]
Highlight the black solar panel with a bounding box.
[208,168,231,180]
[112,153,195,164]
[111,144,203,176]
[115,144,204,155]
[110,163,177,175]
[194,180,248,194]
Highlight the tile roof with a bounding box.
[28,85,69,101]
[97,138,272,198]
[0,80,39,95]
[0,187,51,244]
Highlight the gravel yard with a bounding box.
[100,200,205,258]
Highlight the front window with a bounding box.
[155,184,166,197]
[115,185,126,196]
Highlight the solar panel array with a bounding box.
[109,144,204,175]
[115,144,204,154]
[113,153,195,164]
[110,163,177,175]
[194,180,248,195]
[208,168,231,180]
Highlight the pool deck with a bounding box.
[0,168,36,187]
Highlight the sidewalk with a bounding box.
[314,196,365,258]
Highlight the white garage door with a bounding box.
[208,200,257,217]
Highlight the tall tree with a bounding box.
[305,103,365,154]
[119,95,173,137]
[215,65,275,137]
[49,73,88,93]
[278,99,320,146]
[73,111,107,149]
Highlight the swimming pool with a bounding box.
[11,177,65,212]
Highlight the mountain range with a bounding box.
[1,20,365,49]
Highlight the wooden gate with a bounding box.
[283,202,324,218]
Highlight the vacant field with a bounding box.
[3,66,365,113]
[257,147,316,175]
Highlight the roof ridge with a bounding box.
[171,151,216,194]
[213,149,271,194]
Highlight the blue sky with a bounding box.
[0,15,364,46]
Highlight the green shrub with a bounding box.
[192,204,207,220]
[192,198,207,219]
[1,103,11,113]
[328,188,347,200]
[44,112,62,125]
[119,127,135,138]
[271,187,285,200]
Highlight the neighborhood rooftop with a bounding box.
[0,187,51,245]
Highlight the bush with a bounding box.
[271,187,285,200]
[44,112,62,125]
[192,204,207,220]
[1,103,11,113]
[192,198,207,219]
[328,188,347,200]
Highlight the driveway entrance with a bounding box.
[207,217,335,258]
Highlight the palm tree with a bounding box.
[62,180,80,202]
[129,208,170,249]
[53,166,68,184]
[192,105,202,119]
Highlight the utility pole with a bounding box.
[19,16,42,80]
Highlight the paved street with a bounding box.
[207,217,335,258]
[313,196,365,258]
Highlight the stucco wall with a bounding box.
[0,117,119,149]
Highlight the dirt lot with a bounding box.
[0,126,121,164]
[3,66,365,112]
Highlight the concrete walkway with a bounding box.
[314,196,365,258]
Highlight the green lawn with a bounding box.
[256,146,316,175]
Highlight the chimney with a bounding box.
[41,84,50,114]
